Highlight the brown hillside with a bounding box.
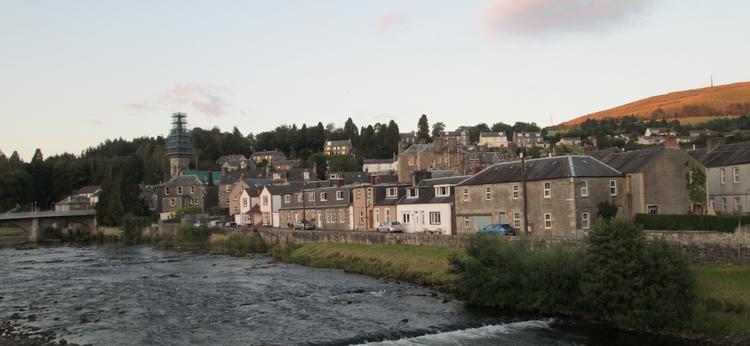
[561,82,750,127]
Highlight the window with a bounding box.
[225,185,231,193]
[485,187,492,200]
[609,180,617,196]
[386,187,398,198]
[385,209,391,221]
[512,185,519,199]
[407,188,419,198]
[169,198,175,207]
[544,213,552,229]
[336,190,344,200]
[582,212,590,229]
[513,212,521,228]
[648,205,659,215]
[339,210,346,223]
[408,157,415,166]
[165,187,170,195]
[320,192,328,201]
[374,209,380,224]
[543,182,551,198]
[580,180,588,197]
[192,197,199,206]
[262,196,269,206]
[720,168,726,184]
[190,186,196,194]
[330,173,341,179]
[403,213,411,224]
[356,189,361,199]
[435,186,449,197]
[359,210,365,224]
[464,216,470,230]
[429,212,441,225]
[367,188,373,198]
[734,168,740,184]
[308,192,314,202]
[233,194,238,201]
[722,198,728,211]
[735,197,742,213]
[177,186,183,195]
[226,198,230,205]
[284,195,290,203]
[462,188,469,202]
[242,198,248,207]
[297,193,303,202]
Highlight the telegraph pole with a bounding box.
[521,152,529,235]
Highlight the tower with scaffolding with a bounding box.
[165,112,193,179]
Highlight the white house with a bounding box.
[259,185,300,227]
[235,188,262,225]
[363,158,397,174]
[395,176,467,235]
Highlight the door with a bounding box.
[498,212,507,224]
[473,215,492,232]
[317,211,322,228]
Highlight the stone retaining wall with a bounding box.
[252,227,471,248]
[646,226,750,265]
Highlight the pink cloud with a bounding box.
[378,11,408,32]
[126,83,232,118]
[480,0,647,37]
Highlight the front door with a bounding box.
[498,212,507,224]
[317,211,322,228]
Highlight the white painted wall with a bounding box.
[395,203,452,234]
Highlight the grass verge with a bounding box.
[0,227,26,237]
[688,264,750,338]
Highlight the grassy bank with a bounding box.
[689,264,750,338]
[0,227,26,237]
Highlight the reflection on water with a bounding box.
[0,246,700,345]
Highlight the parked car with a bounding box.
[477,224,517,237]
[224,222,238,228]
[377,221,405,233]
[293,220,315,230]
[208,220,223,227]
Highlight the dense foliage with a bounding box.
[450,219,695,332]
[635,214,750,232]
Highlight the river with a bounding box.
[0,245,702,345]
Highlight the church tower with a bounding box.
[165,112,193,179]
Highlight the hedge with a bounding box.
[635,214,750,232]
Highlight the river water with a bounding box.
[0,246,702,345]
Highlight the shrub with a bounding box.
[581,218,695,331]
[597,201,619,219]
[450,236,583,314]
[175,224,211,248]
[635,214,749,232]
[121,214,154,245]
[210,233,268,256]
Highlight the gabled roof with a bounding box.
[216,154,247,163]
[183,170,223,184]
[163,175,204,187]
[75,186,101,195]
[699,141,750,167]
[57,195,91,205]
[218,171,272,186]
[458,155,622,186]
[417,175,470,187]
[601,147,667,174]
[264,183,304,196]
[325,139,352,146]
[480,132,507,138]
[397,186,454,205]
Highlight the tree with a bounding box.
[327,155,360,172]
[491,122,513,138]
[431,122,445,140]
[597,201,619,219]
[686,164,707,214]
[417,114,430,143]
[343,118,359,145]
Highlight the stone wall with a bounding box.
[646,226,750,265]
[253,227,471,248]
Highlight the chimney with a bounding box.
[664,135,679,149]
[706,137,725,152]
[207,171,214,186]
[412,170,432,186]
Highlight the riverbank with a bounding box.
[269,241,749,345]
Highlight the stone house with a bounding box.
[324,140,353,156]
[228,182,261,216]
[395,176,468,235]
[478,132,509,148]
[455,156,625,239]
[645,127,676,137]
[158,175,218,220]
[600,145,704,216]
[697,141,750,214]
[272,159,301,171]
[279,186,354,230]
[442,130,470,146]
[400,131,416,147]
[351,184,408,231]
[218,172,272,213]
[513,132,543,147]
[251,150,287,165]
[259,184,302,227]
[396,138,466,183]
[216,154,255,173]
[557,137,582,147]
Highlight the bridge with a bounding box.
[0,210,97,243]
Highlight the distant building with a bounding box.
[251,151,288,165]
[513,132,544,147]
[697,141,750,215]
[54,186,102,212]
[362,158,397,174]
[260,184,302,227]
[351,183,408,231]
[324,140,353,156]
[396,138,467,183]
[400,132,417,147]
[557,137,582,147]
[272,159,300,171]
[165,112,193,179]
[216,154,255,173]
[218,172,272,213]
[645,127,676,137]
[637,136,665,146]
[158,175,218,220]
[442,130,470,146]
[478,132,509,148]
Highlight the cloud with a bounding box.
[125,83,232,118]
[378,11,408,32]
[480,0,648,37]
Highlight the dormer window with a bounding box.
[407,188,419,198]
[330,173,341,179]
[308,192,315,202]
[297,193,303,202]
[336,190,344,200]
[320,192,328,201]
[435,186,449,197]
[386,187,398,198]
[284,194,290,203]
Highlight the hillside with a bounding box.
[561,82,750,127]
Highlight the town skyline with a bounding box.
[2,0,750,158]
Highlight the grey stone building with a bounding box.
[158,175,218,219]
[696,141,750,214]
[279,185,354,230]
[455,156,625,239]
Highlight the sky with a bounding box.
[1,0,749,159]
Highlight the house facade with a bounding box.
[396,139,467,182]
[217,154,255,173]
[351,184,407,230]
[218,172,271,213]
[158,175,218,220]
[478,132,509,148]
[279,186,354,230]
[259,184,301,227]
[395,176,468,235]
[363,158,397,174]
[251,150,287,164]
[455,156,625,239]
[235,188,263,225]
[442,130,470,146]
[324,140,353,156]
[513,132,543,147]
[557,137,582,147]
[698,141,750,214]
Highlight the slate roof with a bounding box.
[589,148,619,161]
[163,175,204,187]
[264,183,304,196]
[601,147,666,174]
[326,139,353,146]
[689,149,708,161]
[216,154,247,163]
[183,170,223,184]
[272,159,300,167]
[417,175,470,187]
[458,155,622,186]
[400,143,433,155]
[57,195,91,205]
[363,158,396,165]
[75,186,101,195]
[698,141,750,167]
[218,171,272,186]
[397,186,454,205]
[480,132,507,138]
